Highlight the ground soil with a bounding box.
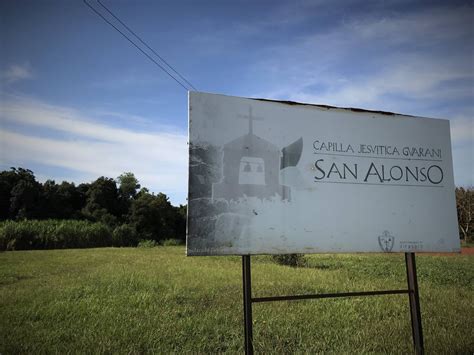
[422,247,474,256]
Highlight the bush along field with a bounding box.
[0,247,472,353]
[0,220,115,250]
[0,220,185,251]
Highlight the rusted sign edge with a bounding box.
[252,97,417,117]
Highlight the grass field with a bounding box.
[0,247,473,353]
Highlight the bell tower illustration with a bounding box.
[212,106,300,201]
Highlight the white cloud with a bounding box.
[451,117,474,146]
[0,95,188,204]
[90,73,162,90]
[346,5,472,44]
[1,63,33,83]
[450,116,473,187]
[249,4,473,187]
[452,144,474,187]
[269,60,473,113]
[252,4,473,108]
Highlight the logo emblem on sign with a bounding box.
[378,230,395,252]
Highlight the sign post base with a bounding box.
[242,253,424,354]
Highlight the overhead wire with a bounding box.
[83,0,194,92]
[96,0,197,91]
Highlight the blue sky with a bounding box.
[1,0,472,205]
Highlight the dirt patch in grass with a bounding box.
[420,247,474,256]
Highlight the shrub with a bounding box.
[112,224,138,247]
[161,238,184,246]
[85,222,112,248]
[272,254,306,267]
[0,220,112,251]
[137,239,158,248]
[1,220,37,250]
[0,227,5,251]
[56,221,80,248]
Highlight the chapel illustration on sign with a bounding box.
[212,106,303,201]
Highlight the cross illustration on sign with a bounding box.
[238,106,264,135]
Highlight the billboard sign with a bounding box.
[187,92,460,255]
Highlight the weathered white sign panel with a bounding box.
[187,92,460,255]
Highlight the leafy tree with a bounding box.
[174,204,187,241]
[136,187,149,198]
[0,168,22,219]
[76,183,90,212]
[456,187,473,243]
[41,180,86,219]
[117,172,140,200]
[128,192,175,242]
[116,172,141,219]
[58,181,86,218]
[41,180,60,218]
[7,168,42,219]
[82,177,120,225]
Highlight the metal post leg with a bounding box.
[405,253,424,355]
[242,255,254,355]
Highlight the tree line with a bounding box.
[0,167,472,250]
[0,168,186,247]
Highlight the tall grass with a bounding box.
[0,247,472,353]
[0,220,113,250]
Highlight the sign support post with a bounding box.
[242,253,424,355]
[242,255,253,355]
[405,252,424,355]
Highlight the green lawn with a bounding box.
[0,247,472,353]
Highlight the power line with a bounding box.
[83,0,193,92]
[83,0,190,91]
[97,0,197,91]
